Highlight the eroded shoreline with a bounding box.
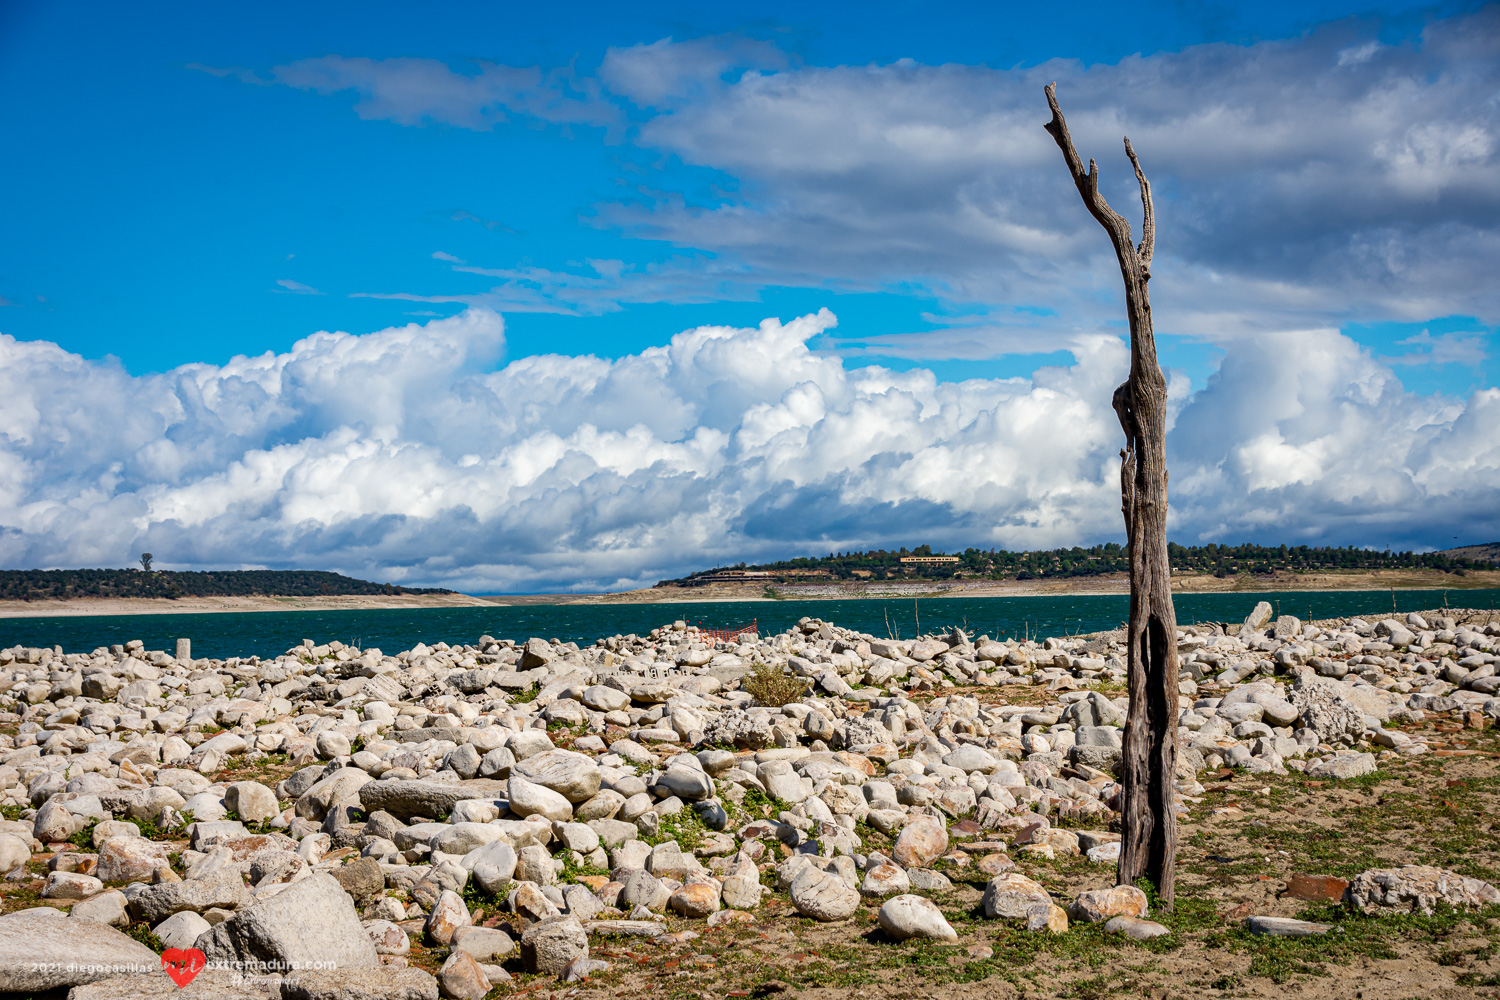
[1,568,1496,619]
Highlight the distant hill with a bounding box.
[1435,542,1500,566]
[0,569,451,601]
[658,542,1492,587]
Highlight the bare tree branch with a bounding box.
[1044,84,1135,247]
[1124,137,1154,272]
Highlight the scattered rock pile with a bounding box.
[0,606,1495,996]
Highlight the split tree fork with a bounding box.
[1043,82,1180,908]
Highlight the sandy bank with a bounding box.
[577,567,1500,604]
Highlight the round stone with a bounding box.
[520,915,589,977]
[425,889,470,945]
[789,867,858,922]
[94,836,171,883]
[153,911,212,950]
[366,918,411,955]
[512,750,602,803]
[860,863,911,898]
[224,781,279,823]
[0,834,29,875]
[507,775,574,822]
[1068,886,1148,923]
[877,894,958,941]
[981,873,1053,919]
[315,732,351,759]
[668,880,721,918]
[942,746,1000,773]
[655,765,713,802]
[1025,902,1069,934]
[892,814,948,868]
[514,844,558,885]
[42,871,102,899]
[437,950,490,1000]
[582,686,630,713]
[1086,842,1121,864]
[573,789,625,822]
[1104,915,1170,939]
[976,853,1014,876]
[430,823,505,856]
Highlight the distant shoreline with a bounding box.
[0,567,1494,619]
[0,593,496,619]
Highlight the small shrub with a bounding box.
[650,804,711,851]
[738,786,780,818]
[741,661,810,707]
[132,813,176,841]
[557,854,609,883]
[124,922,164,952]
[461,877,504,912]
[67,821,99,851]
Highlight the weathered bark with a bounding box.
[1043,83,1179,909]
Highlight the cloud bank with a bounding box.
[2,309,1495,592]
[604,11,1500,339]
[242,8,1500,352]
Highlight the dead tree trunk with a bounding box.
[1043,83,1180,909]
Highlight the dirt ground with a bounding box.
[490,716,1500,1000]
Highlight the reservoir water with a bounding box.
[2,589,1496,660]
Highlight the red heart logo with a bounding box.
[161,948,206,988]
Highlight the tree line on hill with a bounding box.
[0,569,452,601]
[662,542,1494,586]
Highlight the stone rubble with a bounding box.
[1344,864,1500,915]
[0,609,1493,994]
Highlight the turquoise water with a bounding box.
[2,589,1496,660]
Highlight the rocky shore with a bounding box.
[0,604,1498,998]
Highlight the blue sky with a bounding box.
[1,1,1497,590]
[4,0,1492,381]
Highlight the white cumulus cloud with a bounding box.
[2,309,1496,592]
